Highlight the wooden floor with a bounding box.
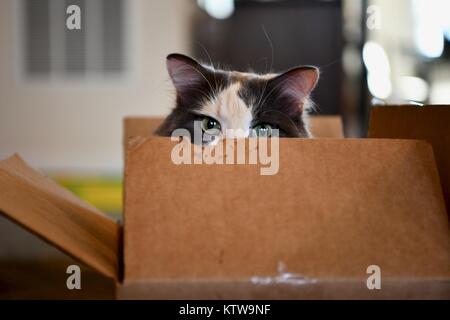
[0,258,115,299]
[0,215,115,299]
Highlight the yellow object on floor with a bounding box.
[51,175,123,216]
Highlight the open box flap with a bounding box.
[368,105,450,213]
[124,138,450,282]
[0,154,121,281]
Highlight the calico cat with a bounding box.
[156,53,319,144]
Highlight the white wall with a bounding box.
[0,0,195,172]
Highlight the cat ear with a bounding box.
[269,66,319,105]
[166,53,210,94]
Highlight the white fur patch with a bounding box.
[199,82,253,138]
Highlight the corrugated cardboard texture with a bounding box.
[123,116,343,149]
[368,105,450,214]
[0,155,121,280]
[124,138,450,284]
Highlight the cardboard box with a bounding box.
[0,111,449,299]
[368,105,450,214]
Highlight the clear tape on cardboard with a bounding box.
[250,262,317,286]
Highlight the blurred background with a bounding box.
[0,0,450,298]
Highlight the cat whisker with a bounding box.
[196,42,220,99]
[256,25,275,109]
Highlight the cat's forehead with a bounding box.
[200,82,253,131]
[195,67,280,114]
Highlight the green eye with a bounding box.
[201,117,221,135]
[252,124,273,137]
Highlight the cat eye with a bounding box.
[251,123,273,137]
[201,117,221,136]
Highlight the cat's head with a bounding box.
[156,53,319,143]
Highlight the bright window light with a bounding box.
[362,41,390,75]
[398,76,429,102]
[363,41,392,99]
[367,72,392,100]
[412,0,450,58]
[204,0,234,20]
[430,81,450,104]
